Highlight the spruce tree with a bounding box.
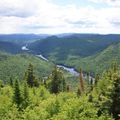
[98,65,120,120]
[51,66,63,94]
[109,75,120,120]
[23,82,29,108]
[13,79,22,109]
[26,63,36,87]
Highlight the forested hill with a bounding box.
[0,52,53,81]
[0,41,21,54]
[0,34,120,73]
[0,34,120,120]
[28,34,120,60]
[64,42,120,73]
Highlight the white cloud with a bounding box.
[0,0,120,34]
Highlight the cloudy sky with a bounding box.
[0,0,120,34]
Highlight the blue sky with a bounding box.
[0,0,120,34]
[52,0,108,8]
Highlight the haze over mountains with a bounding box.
[0,33,120,73]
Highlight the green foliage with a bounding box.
[0,80,4,88]
[110,72,120,120]
[0,52,53,82]
[22,82,29,109]
[0,51,119,120]
[29,35,120,73]
[26,63,37,87]
[50,66,66,94]
[13,79,22,109]
[77,88,81,97]
[64,42,120,73]
[95,64,120,120]
[0,83,114,120]
[29,34,120,60]
[9,77,13,87]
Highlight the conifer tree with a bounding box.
[26,63,36,87]
[23,82,29,108]
[13,79,22,109]
[98,65,120,120]
[51,66,63,94]
[109,75,120,120]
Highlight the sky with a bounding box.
[0,0,120,34]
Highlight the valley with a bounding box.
[1,0,120,119]
[0,33,120,120]
[0,33,120,74]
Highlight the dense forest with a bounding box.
[0,61,120,120]
[0,34,120,120]
[0,0,120,119]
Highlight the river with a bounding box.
[35,54,95,81]
[21,45,94,80]
[35,54,79,76]
[57,65,79,76]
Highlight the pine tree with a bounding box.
[13,79,22,109]
[79,68,84,92]
[98,65,120,120]
[109,75,120,120]
[106,63,120,119]
[51,66,63,94]
[26,63,36,87]
[23,82,29,108]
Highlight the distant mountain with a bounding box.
[0,41,21,54]
[28,34,120,60]
[0,34,49,45]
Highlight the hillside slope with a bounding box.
[0,52,53,82]
[63,42,120,73]
[0,41,21,54]
[28,34,120,61]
